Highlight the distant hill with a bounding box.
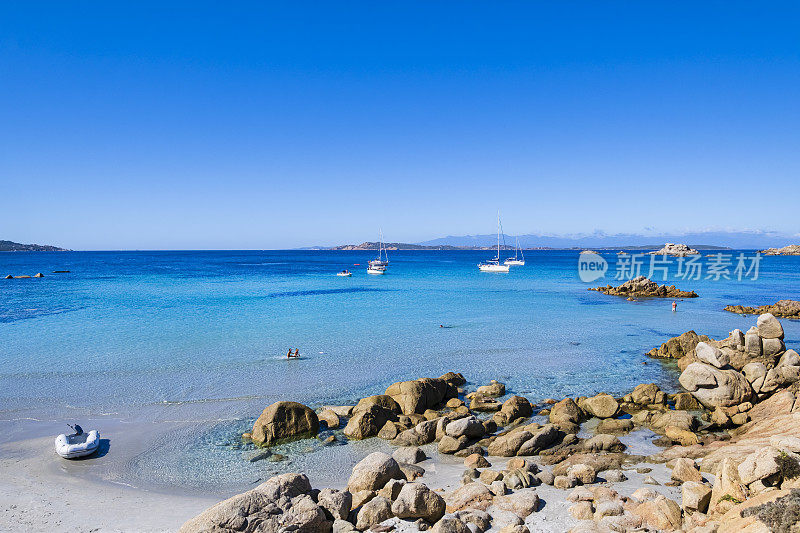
[0,240,69,252]
[418,230,792,250]
[330,241,508,251]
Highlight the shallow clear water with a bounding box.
[2,250,798,490]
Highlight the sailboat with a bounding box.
[478,212,511,272]
[367,230,389,275]
[504,238,525,266]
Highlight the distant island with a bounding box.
[329,241,513,251]
[0,240,69,252]
[758,244,800,256]
[324,241,730,252]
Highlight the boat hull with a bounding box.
[478,264,510,272]
[367,268,386,275]
[504,260,525,266]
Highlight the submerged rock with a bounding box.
[250,401,319,446]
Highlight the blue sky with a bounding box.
[2,2,799,249]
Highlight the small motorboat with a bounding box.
[336,270,352,277]
[55,425,100,459]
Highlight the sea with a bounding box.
[2,249,799,491]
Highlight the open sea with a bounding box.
[2,249,799,490]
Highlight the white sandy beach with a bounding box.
[0,419,223,533]
[0,415,688,532]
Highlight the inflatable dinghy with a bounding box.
[55,428,100,459]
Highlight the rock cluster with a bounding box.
[249,401,320,446]
[589,276,698,298]
[678,314,799,409]
[725,299,800,320]
[215,315,800,532]
[759,244,800,255]
[182,451,547,532]
[647,243,700,256]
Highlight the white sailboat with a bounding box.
[478,212,510,272]
[504,238,525,266]
[367,230,389,275]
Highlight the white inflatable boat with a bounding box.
[55,429,100,459]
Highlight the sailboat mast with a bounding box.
[497,211,501,260]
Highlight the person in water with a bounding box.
[672,301,677,312]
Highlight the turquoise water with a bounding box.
[2,250,799,489]
[2,250,799,417]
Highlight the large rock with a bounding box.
[445,482,494,512]
[710,457,747,515]
[445,416,485,439]
[745,326,763,357]
[549,398,582,431]
[178,473,330,533]
[517,424,561,455]
[590,275,698,298]
[648,330,708,360]
[318,488,352,521]
[391,482,446,522]
[343,404,397,440]
[630,383,663,405]
[392,446,426,465]
[494,396,533,425]
[681,481,711,513]
[725,300,800,319]
[487,430,532,457]
[354,395,402,414]
[632,495,682,531]
[671,458,702,483]
[439,435,469,454]
[431,517,471,533]
[737,446,783,485]
[476,380,505,397]
[757,313,784,339]
[581,393,619,419]
[678,362,753,408]
[355,496,393,530]
[250,401,320,446]
[348,452,404,493]
[493,491,541,517]
[696,342,730,368]
[385,377,457,415]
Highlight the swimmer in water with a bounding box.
[672,301,677,312]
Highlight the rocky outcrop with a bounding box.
[348,452,404,493]
[178,473,330,533]
[580,393,619,419]
[647,243,700,256]
[250,401,319,446]
[759,244,800,255]
[679,361,753,408]
[343,404,398,440]
[385,376,458,415]
[391,483,446,523]
[725,300,800,320]
[647,330,709,360]
[493,396,533,426]
[589,276,698,298]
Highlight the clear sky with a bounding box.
[2,2,799,249]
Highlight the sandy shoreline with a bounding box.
[0,413,687,532]
[0,421,687,533]
[0,418,225,533]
